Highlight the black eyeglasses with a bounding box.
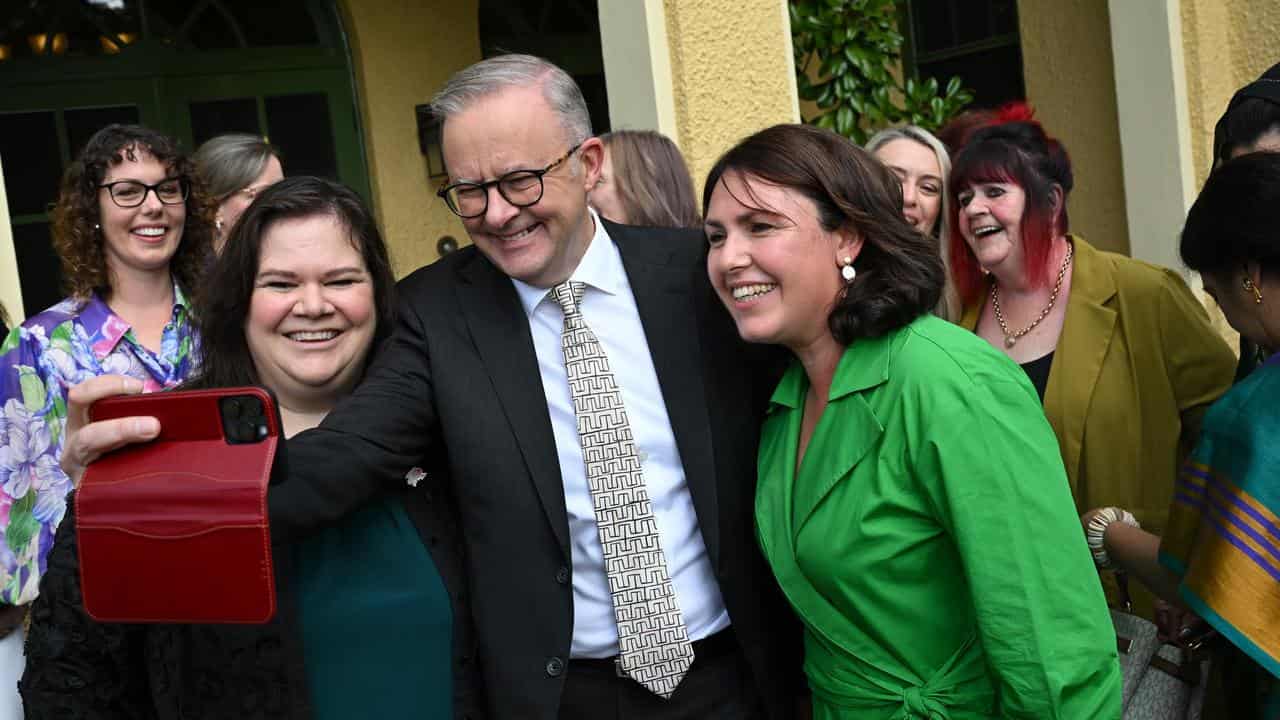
[437,142,582,218]
[99,178,189,208]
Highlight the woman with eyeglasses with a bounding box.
[193,133,284,253]
[0,125,211,707]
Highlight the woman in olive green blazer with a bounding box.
[958,236,1235,527]
[949,115,1235,617]
[703,124,1120,718]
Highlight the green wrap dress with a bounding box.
[756,316,1121,719]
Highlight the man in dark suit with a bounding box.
[61,54,800,720]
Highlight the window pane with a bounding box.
[0,112,61,216]
[920,44,1025,109]
[265,93,336,179]
[956,2,995,45]
[65,106,142,158]
[991,0,1019,36]
[190,98,260,147]
[147,0,320,50]
[227,0,321,47]
[14,222,61,315]
[912,0,956,55]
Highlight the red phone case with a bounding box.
[76,386,279,624]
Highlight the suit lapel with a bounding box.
[1043,237,1117,492]
[456,253,571,557]
[611,223,722,568]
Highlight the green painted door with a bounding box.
[0,0,368,318]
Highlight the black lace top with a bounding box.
[1020,351,1055,402]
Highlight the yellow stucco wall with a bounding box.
[1179,0,1280,350]
[663,0,799,191]
[339,0,480,276]
[1018,1,1129,256]
[1181,0,1280,189]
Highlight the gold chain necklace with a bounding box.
[990,242,1074,348]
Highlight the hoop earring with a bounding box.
[1244,277,1264,305]
[841,256,856,284]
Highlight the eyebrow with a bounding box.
[711,208,786,227]
[256,266,367,280]
[451,162,538,185]
[101,174,182,184]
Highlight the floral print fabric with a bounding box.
[0,287,198,605]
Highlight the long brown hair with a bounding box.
[601,130,700,228]
[703,124,943,343]
[50,124,214,303]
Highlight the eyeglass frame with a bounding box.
[98,177,190,209]
[436,141,584,219]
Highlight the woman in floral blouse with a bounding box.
[0,124,212,703]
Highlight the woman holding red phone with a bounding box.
[19,177,482,719]
[0,124,212,716]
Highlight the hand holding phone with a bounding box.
[59,375,159,488]
[76,386,282,624]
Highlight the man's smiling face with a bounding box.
[442,84,602,288]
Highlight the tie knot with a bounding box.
[552,281,587,317]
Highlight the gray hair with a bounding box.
[430,54,592,147]
[866,125,960,321]
[192,133,279,201]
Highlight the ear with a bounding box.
[1049,184,1065,231]
[834,225,866,265]
[576,137,605,193]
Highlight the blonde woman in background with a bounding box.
[192,133,283,252]
[867,125,959,320]
[588,129,700,228]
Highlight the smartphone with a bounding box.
[75,386,282,624]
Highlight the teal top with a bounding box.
[293,494,452,719]
[756,315,1121,719]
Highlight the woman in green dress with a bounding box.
[701,124,1120,718]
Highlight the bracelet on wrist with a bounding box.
[1086,507,1139,569]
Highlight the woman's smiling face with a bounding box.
[956,181,1028,273]
[704,170,860,352]
[244,212,376,407]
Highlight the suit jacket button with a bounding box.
[555,566,570,585]
[546,657,565,677]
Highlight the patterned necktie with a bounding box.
[551,280,694,699]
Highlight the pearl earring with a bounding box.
[93,223,100,231]
[841,256,856,283]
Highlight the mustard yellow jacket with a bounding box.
[960,236,1235,535]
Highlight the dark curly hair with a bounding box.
[187,176,396,391]
[50,124,214,302]
[702,124,943,344]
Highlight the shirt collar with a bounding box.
[510,209,626,316]
[768,329,896,411]
[86,281,191,361]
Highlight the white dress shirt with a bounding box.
[511,212,730,658]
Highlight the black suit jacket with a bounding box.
[271,221,801,719]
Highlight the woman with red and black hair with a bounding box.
[949,105,1237,617]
